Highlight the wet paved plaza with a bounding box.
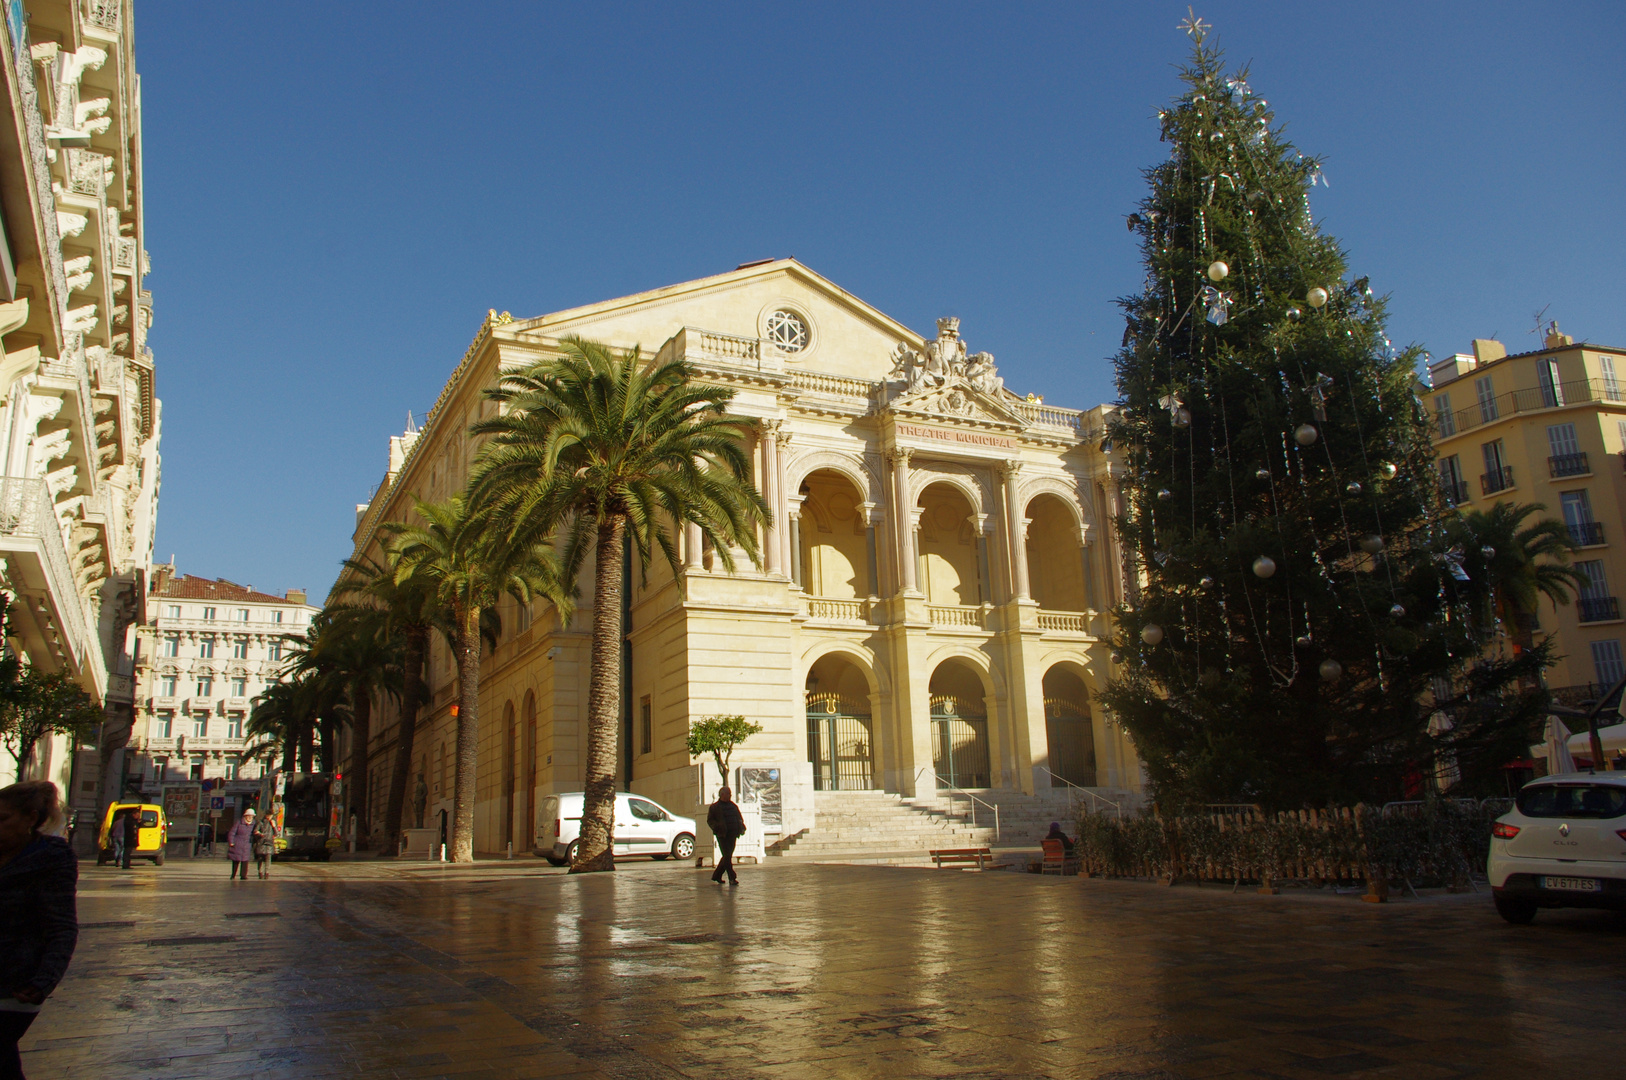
[23,856,1623,1079]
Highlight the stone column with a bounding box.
[1003,461,1030,601]
[761,421,782,577]
[891,448,917,594]
[860,503,880,598]
[777,431,794,578]
[788,503,803,588]
[684,522,703,571]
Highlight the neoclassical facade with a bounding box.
[348,260,1139,853]
[0,0,162,800]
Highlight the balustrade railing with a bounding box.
[1036,610,1087,632]
[790,371,875,400]
[1010,400,1084,433]
[803,596,870,623]
[1441,377,1626,437]
[927,604,985,628]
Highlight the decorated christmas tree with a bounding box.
[1100,14,1549,811]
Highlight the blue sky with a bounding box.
[136,1,1626,600]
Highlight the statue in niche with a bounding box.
[412,773,428,829]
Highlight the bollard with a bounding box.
[506,841,512,860]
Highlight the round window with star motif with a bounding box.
[765,309,810,353]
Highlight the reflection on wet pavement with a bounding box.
[26,858,1621,1078]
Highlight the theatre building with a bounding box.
[347,260,1143,856]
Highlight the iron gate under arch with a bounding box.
[806,692,875,791]
[929,694,991,789]
[1044,696,1096,788]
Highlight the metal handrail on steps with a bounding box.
[915,769,1000,840]
[1038,767,1123,819]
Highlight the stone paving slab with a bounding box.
[19,856,1624,1078]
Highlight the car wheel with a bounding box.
[651,853,669,861]
[566,840,580,866]
[544,855,567,867]
[153,848,165,866]
[1494,894,1537,925]
[672,833,695,860]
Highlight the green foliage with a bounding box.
[1101,35,1548,810]
[685,714,764,780]
[1075,799,1508,886]
[0,666,104,772]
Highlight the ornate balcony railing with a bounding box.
[1569,521,1606,547]
[803,597,870,623]
[1578,596,1620,623]
[928,604,985,629]
[1549,452,1590,477]
[1036,610,1087,632]
[1441,479,1470,506]
[1480,467,1515,495]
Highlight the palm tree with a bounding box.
[331,555,443,854]
[245,678,311,775]
[1453,501,1590,653]
[288,608,401,841]
[382,495,562,862]
[469,336,768,873]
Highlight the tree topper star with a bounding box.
[1179,6,1210,43]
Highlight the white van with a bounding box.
[538,792,697,866]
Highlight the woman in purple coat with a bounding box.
[226,809,255,880]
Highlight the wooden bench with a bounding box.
[930,847,994,870]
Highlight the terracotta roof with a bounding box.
[157,575,305,606]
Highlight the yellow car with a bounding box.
[97,803,168,865]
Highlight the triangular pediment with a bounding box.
[887,383,1026,428]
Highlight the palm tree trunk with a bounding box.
[281,731,296,775]
[382,626,427,854]
[299,723,314,773]
[452,601,482,863]
[573,516,624,873]
[320,717,335,773]
[349,684,372,844]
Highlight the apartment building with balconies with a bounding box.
[125,568,317,795]
[1425,327,1626,697]
[1,0,162,799]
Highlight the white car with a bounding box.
[1488,772,1626,923]
[538,792,697,866]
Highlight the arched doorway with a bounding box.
[799,469,874,599]
[928,660,991,788]
[1026,494,1088,612]
[1042,665,1096,787]
[917,482,984,606]
[805,655,875,790]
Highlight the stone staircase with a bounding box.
[766,786,1143,866]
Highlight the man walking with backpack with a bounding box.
[706,787,744,886]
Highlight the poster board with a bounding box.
[161,784,201,840]
[736,767,782,830]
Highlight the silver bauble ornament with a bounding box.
[1255,467,1271,481]
[1110,652,1123,664]
[1198,575,1216,590]
[1389,603,1406,618]
[1207,260,1230,282]
[1285,305,1302,321]
[1157,488,1173,501]
[1294,424,1319,446]
[1295,634,1312,648]
[1319,658,1343,682]
[1307,287,1329,308]
[1253,555,1277,578]
[1141,623,1164,646]
[1380,462,1398,479]
[1346,481,1362,496]
[1481,545,1496,561]
[1359,534,1385,555]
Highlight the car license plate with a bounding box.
[1541,876,1601,892]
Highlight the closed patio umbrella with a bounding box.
[1542,716,1577,775]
